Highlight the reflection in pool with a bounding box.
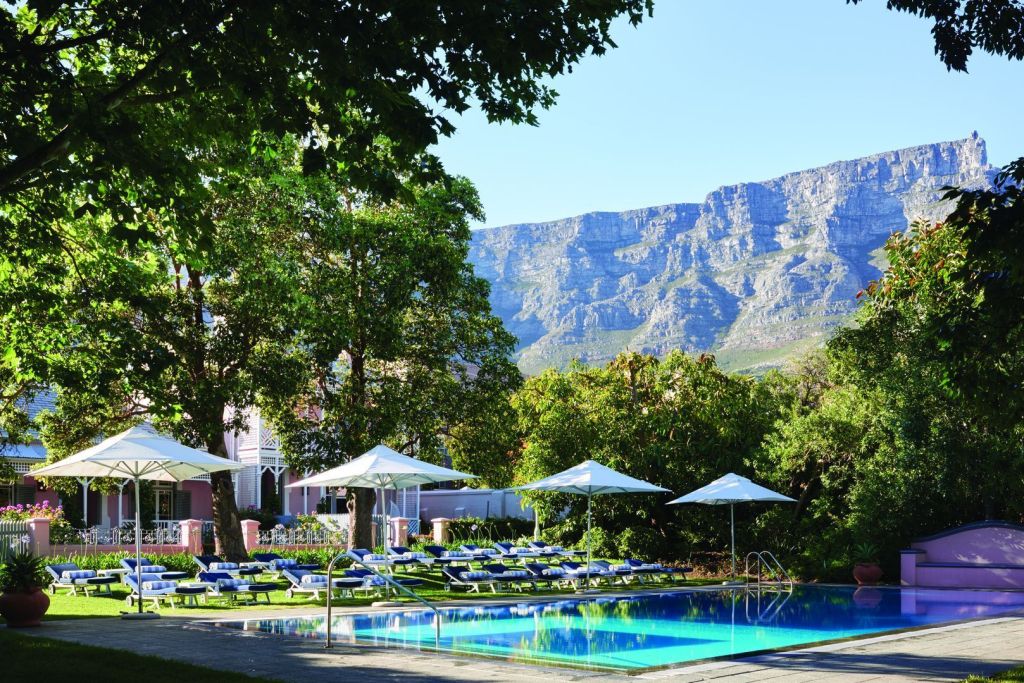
[211,585,1024,671]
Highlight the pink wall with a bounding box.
[284,470,314,516]
[915,525,1024,565]
[903,521,1024,589]
[182,480,213,520]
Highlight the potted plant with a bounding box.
[0,551,51,627]
[852,541,883,585]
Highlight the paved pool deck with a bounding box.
[13,588,1024,682]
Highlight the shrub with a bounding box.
[238,506,278,530]
[43,551,197,574]
[447,516,533,542]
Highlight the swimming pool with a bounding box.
[212,586,1024,671]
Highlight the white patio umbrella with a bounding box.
[31,422,243,619]
[286,444,477,551]
[668,472,795,579]
[513,460,670,571]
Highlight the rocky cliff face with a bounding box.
[469,135,995,374]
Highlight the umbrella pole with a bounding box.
[586,493,592,571]
[121,476,157,619]
[136,476,143,614]
[730,503,736,580]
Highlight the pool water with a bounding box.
[212,586,1024,671]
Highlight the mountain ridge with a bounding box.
[469,134,995,374]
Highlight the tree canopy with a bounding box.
[0,0,653,261]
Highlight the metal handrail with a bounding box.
[324,550,441,649]
[744,550,794,590]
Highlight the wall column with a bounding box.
[240,519,260,553]
[26,517,50,557]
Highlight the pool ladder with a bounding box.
[323,550,441,649]
[744,550,794,591]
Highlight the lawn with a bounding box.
[967,667,1024,682]
[30,570,717,621]
[0,628,278,682]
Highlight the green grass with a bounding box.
[0,628,277,682]
[22,569,719,622]
[966,667,1024,682]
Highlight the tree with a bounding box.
[510,351,787,562]
[0,1,653,261]
[849,0,1024,72]
[4,143,327,559]
[260,175,520,550]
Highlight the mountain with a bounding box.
[468,134,995,375]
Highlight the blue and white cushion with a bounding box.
[500,570,529,579]
[362,554,388,562]
[300,574,327,585]
[142,580,177,591]
[209,561,239,570]
[542,567,566,577]
[402,552,428,560]
[61,569,97,580]
[461,571,491,580]
[611,564,632,572]
[216,578,248,589]
[271,558,299,569]
[443,551,468,558]
[144,565,168,573]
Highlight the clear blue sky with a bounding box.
[430,1,1024,229]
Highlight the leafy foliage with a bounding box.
[0,552,48,591]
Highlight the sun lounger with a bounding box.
[124,572,184,609]
[482,562,537,591]
[560,561,614,587]
[119,557,189,581]
[423,545,474,566]
[459,544,500,562]
[624,558,691,581]
[251,552,320,577]
[344,568,425,595]
[523,540,562,559]
[589,560,634,584]
[441,567,497,593]
[281,568,364,600]
[524,563,572,589]
[388,546,433,568]
[45,562,119,596]
[493,542,539,562]
[350,548,410,571]
[528,541,584,559]
[192,554,261,578]
[196,571,277,604]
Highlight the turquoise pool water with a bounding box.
[212,586,1024,671]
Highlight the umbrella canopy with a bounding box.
[669,473,795,506]
[287,444,476,550]
[514,460,669,575]
[668,473,795,579]
[31,422,242,618]
[514,460,669,496]
[32,422,243,482]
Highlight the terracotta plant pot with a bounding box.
[853,562,883,586]
[853,586,883,609]
[0,587,50,627]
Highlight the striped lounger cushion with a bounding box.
[142,580,177,591]
[62,570,97,580]
[209,562,239,570]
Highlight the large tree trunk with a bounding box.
[210,470,247,561]
[347,487,375,549]
[207,430,247,561]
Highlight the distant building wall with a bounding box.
[419,489,533,522]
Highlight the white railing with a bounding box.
[0,520,30,561]
[52,524,182,546]
[257,527,345,546]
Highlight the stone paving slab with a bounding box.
[11,598,1024,682]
